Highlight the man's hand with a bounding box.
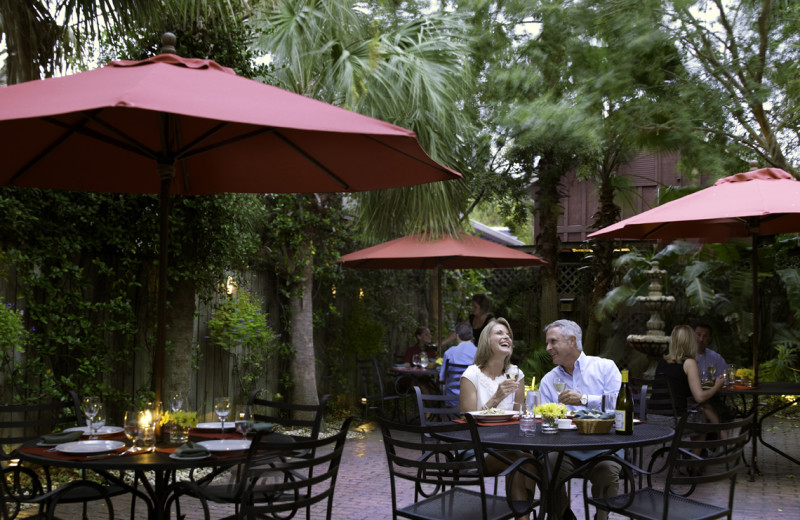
[558,389,582,406]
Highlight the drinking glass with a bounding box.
[214,397,232,435]
[91,403,106,439]
[519,415,535,437]
[82,396,99,436]
[553,377,566,394]
[412,354,421,370]
[144,401,163,428]
[123,409,140,449]
[419,352,429,369]
[707,365,717,379]
[235,407,254,440]
[170,392,184,412]
[727,364,737,385]
[603,393,618,413]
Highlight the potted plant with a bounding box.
[534,402,569,434]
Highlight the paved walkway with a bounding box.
[19,414,800,519]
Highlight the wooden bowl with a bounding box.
[573,418,615,434]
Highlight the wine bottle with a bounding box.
[615,369,633,435]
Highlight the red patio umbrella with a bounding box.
[0,39,461,400]
[588,167,800,385]
[340,231,546,350]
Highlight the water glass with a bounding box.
[412,354,421,369]
[603,393,618,413]
[727,364,737,385]
[235,407,254,440]
[519,415,535,437]
[530,391,542,418]
[123,409,140,448]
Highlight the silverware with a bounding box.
[86,446,142,459]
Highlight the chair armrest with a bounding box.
[495,454,545,517]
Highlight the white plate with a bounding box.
[55,440,125,455]
[195,422,236,430]
[559,424,578,430]
[197,439,251,452]
[633,419,642,424]
[63,426,124,436]
[169,452,210,461]
[466,410,518,423]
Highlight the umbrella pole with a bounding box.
[154,164,174,404]
[751,229,760,387]
[437,261,443,357]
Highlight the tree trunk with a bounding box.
[165,279,196,403]
[289,248,319,420]
[536,158,564,329]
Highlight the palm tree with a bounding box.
[250,0,474,408]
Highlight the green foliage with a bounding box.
[0,297,28,379]
[341,300,386,358]
[207,289,279,398]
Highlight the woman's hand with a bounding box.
[491,378,519,406]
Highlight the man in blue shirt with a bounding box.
[540,319,622,520]
[439,321,477,403]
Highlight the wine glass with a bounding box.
[419,352,429,369]
[90,404,106,439]
[82,396,99,436]
[412,354,421,370]
[144,401,164,428]
[123,409,140,450]
[170,392,184,412]
[235,407,253,441]
[214,397,232,436]
[707,365,717,380]
[553,377,566,395]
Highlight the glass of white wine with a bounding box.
[553,377,566,394]
[707,365,717,380]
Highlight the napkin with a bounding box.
[574,409,615,420]
[40,430,83,444]
[173,442,210,458]
[252,422,276,433]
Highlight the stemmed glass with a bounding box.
[553,377,566,395]
[90,404,106,439]
[214,397,232,436]
[419,352,429,369]
[235,407,254,441]
[82,396,99,437]
[412,354,421,370]
[170,392,184,412]
[123,409,141,450]
[707,365,717,380]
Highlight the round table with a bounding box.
[17,432,293,520]
[438,422,674,519]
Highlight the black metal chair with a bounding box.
[247,390,330,441]
[356,355,406,421]
[378,414,543,520]
[0,393,136,520]
[165,417,353,520]
[583,412,753,520]
[440,359,469,405]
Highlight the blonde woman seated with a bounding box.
[656,324,726,437]
[460,318,537,518]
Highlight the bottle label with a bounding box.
[615,410,626,431]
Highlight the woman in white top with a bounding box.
[460,317,525,412]
[459,318,536,518]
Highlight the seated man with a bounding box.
[439,321,477,404]
[539,319,622,520]
[695,322,735,421]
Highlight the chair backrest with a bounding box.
[629,378,648,420]
[0,394,81,459]
[241,417,353,520]
[247,390,330,440]
[656,413,753,505]
[355,355,389,401]
[378,414,495,517]
[413,386,461,427]
[441,359,469,400]
[631,377,677,421]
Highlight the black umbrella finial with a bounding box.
[160,33,177,55]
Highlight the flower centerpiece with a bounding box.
[534,402,569,434]
[161,410,198,444]
[736,367,754,386]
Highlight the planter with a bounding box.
[541,416,559,434]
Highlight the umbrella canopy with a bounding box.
[0,45,462,400]
[340,231,545,349]
[588,167,800,385]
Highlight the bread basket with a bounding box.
[573,418,615,434]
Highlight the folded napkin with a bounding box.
[252,422,276,433]
[40,430,83,444]
[574,409,615,420]
[173,441,210,458]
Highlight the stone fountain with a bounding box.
[626,261,675,377]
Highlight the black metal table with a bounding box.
[17,433,292,520]
[720,381,800,480]
[390,366,440,395]
[438,422,674,519]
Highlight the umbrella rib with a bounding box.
[361,134,452,175]
[272,131,350,190]
[42,114,158,161]
[9,118,90,185]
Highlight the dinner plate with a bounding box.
[63,426,124,436]
[197,439,251,452]
[55,440,125,455]
[195,422,236,431]
[466,410,518,423]
[169,452,210,461]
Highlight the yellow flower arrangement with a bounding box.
[736,368,754,380]
[161,410,198,428]
[534,402,569,419]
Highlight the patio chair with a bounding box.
[356,355,407,421]
[247,390,330,441]
[0,392,138,520]
[165,417,353,520]
[583,412,753,520]
[440,359,470,406]
[378,414,544,520]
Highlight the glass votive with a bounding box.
[519,415,536,437]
